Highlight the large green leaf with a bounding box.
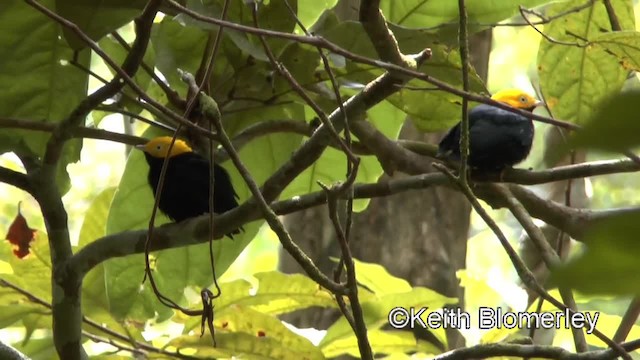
[55,0,143,49]
[321,329,440,358]
[298,0,338,30]
[218,271,337,315]
[76,187,144,340]
[538,0,635,124]
[182,271,337,333]
[151,16,209,97]
[193,305,325,360]
[11,337,57,360]
[551,212,640,296]
[0,234,55,340]
[0,0,90,194]
[591,31,640,72]
[170,329,324,360]
[0,234,52,303]
[351,258,412,296]
[380,0,553,34]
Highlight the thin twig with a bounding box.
[603,0,622,31]
[458,0,471,186]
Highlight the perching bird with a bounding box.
[437,89,543,172]
[136,136,242,236]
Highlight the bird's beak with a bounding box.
[534,100,545,108]
[134,144,146,151]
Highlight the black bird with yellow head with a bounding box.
[437,89,543,172]
[136,136,242,235]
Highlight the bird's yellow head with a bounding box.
[135,136,193,158]
[491,89,543,111]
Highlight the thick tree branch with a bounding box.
[0,166,33,195]
[67,163,640,282]
[350,118,431,175]
[359,0,406,65]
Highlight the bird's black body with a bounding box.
[437,104,534,171]
[143,152,242,235]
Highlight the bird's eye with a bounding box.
[156,145,162,151]
[519,96,527,103]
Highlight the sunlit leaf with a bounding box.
[380,0,554,32]
[592,31,640,72]
[183,271,337,332]
[297,0,337,30]
[538,0,635,125]
[0,234,52,303]
[321,329,437,358]
[11,337,56,360]
[172,306,325,360]
[350,258,412,296]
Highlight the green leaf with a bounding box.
[320,287,456,349]
[0,233,52,303]
[11,337,57,360]
[298,0,337,30]
[216,305,324,359]
[151,16,209,97]
[591,31,640,72]
[171,306,325,360]
[55,0,143,49]
[0,304,48,329]
[183,271,337,333]
[380,0,553,29]
[0,0,89,195]
[567,91,640,152]
[222,272,337,315]
[321,329,435,358]
[78,187,117,248]
[551,212,640,296]
[75,186,143,340]
[538,0,635,125]
[351,258,412,296]
[274,42,321,93]
[0,235,53,337]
